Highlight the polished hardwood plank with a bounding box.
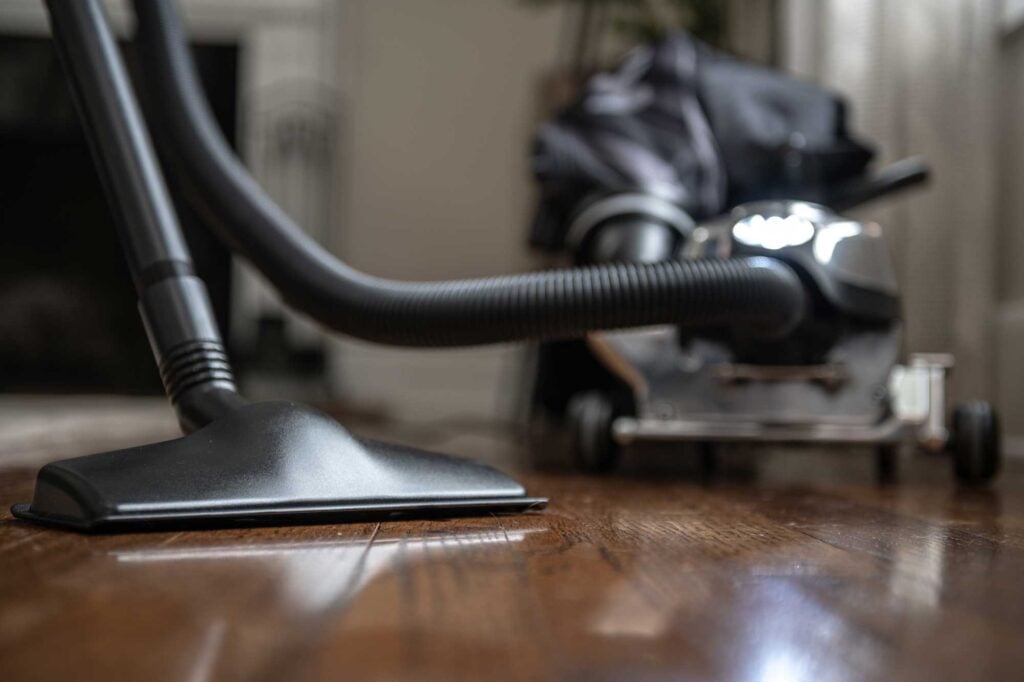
[2,433,1023,681]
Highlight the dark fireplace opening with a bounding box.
[0,34,237,394]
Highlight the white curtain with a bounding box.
[779,0,1001,411]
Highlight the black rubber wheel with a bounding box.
[567,391,621,473]
[875,444,898,484]
[699,441,719,482]
[950,401,1001,485]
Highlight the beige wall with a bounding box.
[329,0,565,421]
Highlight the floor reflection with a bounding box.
[184,620,226,682]
[887,525,946,610]
[111,527,540,613]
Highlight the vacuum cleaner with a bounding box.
[12,3,989,533]
[528,34,1000,483]
[12,0,810,531]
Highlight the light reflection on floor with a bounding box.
[112,528,540,613]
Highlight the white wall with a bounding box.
[329,0,565,421]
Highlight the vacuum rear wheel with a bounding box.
[875,444,898,484]
[568,391,622,473]
[950,401,1000,485]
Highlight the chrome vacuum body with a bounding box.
[551,195,999,483]
[528,33,1000,483]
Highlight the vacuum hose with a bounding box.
[131,0,805,346]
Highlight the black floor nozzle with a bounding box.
[18,0,545,534]
[12,402,545,532]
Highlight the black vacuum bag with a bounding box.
[530,32,875,251]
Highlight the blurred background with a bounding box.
[0,0,1021,462]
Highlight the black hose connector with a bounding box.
[132,0,806,346]
[137,270,241,430]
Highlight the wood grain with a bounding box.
[2,439,1023,681]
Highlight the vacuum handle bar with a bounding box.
[45,0,242,431]
[825,157,930,213]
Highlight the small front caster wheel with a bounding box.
[875,444,899,484]
[698,441,720,481]
[950,401,1001,485]
[567,391,621,473]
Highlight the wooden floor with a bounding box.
[2,416,1023,681]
